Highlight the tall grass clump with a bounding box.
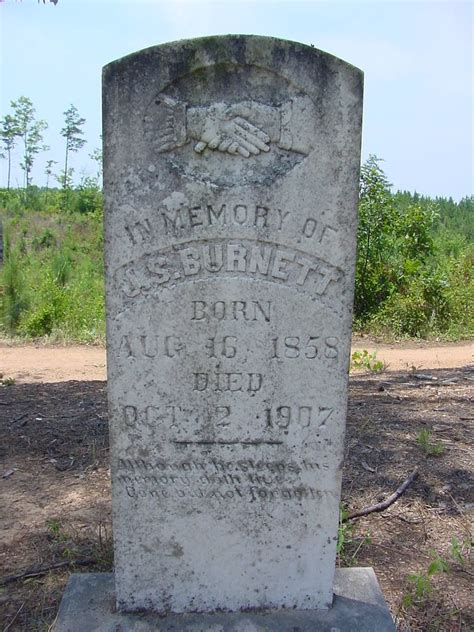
[0,194,105,343]
[1,251,29,332]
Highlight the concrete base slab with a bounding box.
[54,568,395,631]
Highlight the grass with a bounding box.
[450,536,468,568]
[400,532,472,617]
[45,518,113,570]
[416,429,445,457]
[1,209,105,343]
[337,505,372,567]
[401,547,463,614]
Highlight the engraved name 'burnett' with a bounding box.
[116,239,340,300]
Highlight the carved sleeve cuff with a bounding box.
[278,100,294,151]
[278,96,314,155]
[148,95,187,152]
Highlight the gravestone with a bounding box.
[55,35,395,630]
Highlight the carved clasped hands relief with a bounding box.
[190,105,271,158]
[146,95,313,158]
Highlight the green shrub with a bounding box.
[371,282,429,338]
[18,274,67,337]
[32,227,56,250]
[350,349,385,372]
[442,251,474,338]
[73,177,103,215]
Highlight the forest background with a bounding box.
[0,96,473,343]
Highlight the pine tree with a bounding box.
[0,115,20,190]
[10,96,48,191]
[60,104,86,210]
[355,155,397,320]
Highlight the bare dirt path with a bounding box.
[0,343,107,383]
[352,339,474,371]
[1,339,473,383]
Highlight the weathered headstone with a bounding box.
[55,35,395,631]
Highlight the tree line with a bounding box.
[355,157,472,337]
[0,97,99,210]
[0,101,472,340]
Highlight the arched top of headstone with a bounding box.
[103,35,362,189]
[103,34,363,83]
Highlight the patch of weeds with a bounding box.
[351,349,385,373]
[337,505,351,558]
[18,274,67,337]
[450,535,472,568]
[1,375,16,386]
[337,505,371,566]
[347,532,372,566]
[46,518,62,537]
[92,519,114,570]
[404,572,433,607]
[450,536,465,566]
[32,227,56,250]
[51,252,72,286]
[1,212,105,342]
[402,551,449,609]
[427,552,449,576]
[45,517,114,571]
[46,519,77,561]
[416,429,445,457]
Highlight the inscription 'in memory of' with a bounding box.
[124,202,338,246]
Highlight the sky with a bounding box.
[0,0,472,200]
